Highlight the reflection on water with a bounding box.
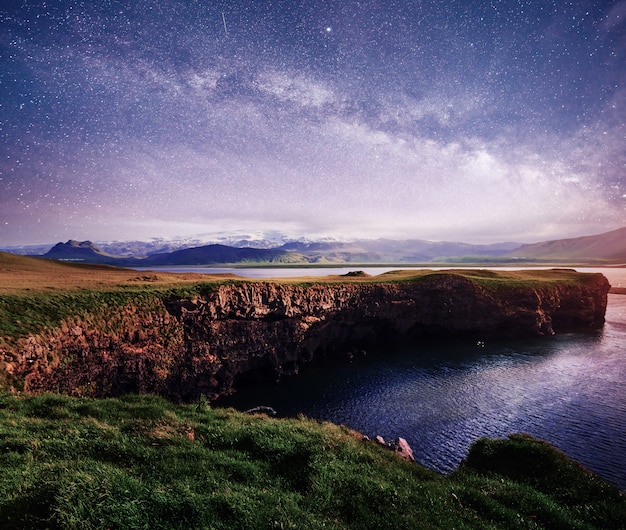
[218,288,626,490]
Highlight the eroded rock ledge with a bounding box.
[3,271,610,401]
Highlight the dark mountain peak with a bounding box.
[144,243,304,266]
[43,240,116,263]
[62,240,97,249]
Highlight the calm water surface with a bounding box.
[214,268,626,490]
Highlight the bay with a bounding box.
[214,268,626,490]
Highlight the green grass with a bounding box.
[433,269,600,293]
[0,269,600,341]
[0,281,236,343]
[0,291,140,338]
[0,393,623,529]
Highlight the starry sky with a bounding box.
[1,0,625,246]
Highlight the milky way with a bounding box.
[1,0,625,245]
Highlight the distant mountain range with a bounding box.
[39,240,303,266]
[506,226,626,262]
[36,238,525,266]
[275,239,520,263]
[10,227,622,266]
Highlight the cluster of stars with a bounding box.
[0,0,624,246]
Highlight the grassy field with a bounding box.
[0,252,602,294]
[0,252,233,295]
[2,254,622,527]
[0,392,624,529]
[0,252,604,346]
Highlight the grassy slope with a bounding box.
[2,255,622,527]
[0,252,236,294]
[0,392,624,530]
[508,227,626,261]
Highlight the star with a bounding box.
[0,0,624,246]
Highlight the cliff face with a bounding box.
[2,272,610,402]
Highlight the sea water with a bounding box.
[214,268,626,490]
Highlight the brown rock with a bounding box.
[2,271,610,402]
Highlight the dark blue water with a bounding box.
[217,271,626,490]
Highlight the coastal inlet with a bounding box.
[219,289,626,490]
[3,269,610,403]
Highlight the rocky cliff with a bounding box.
[1,271,610,401]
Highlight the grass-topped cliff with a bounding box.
[1,392,624,529]
[0,253,610,399]
[0,254,623,527]
[0,251,608,338]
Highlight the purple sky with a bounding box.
[1,0,625,246]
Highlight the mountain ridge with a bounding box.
[4,227,624,265]
[508,227,626,261]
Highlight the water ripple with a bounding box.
[219,275,626,490]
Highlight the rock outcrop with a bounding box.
[1,271,610,402]
[368,435,416,462]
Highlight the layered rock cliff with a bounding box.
[1,271,610,401]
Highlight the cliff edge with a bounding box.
[1,269,610,401]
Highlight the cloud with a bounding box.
[85,101,610,245]
[35,52,614,246]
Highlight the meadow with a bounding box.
[1,253,624,527]
[1,392,624,529]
